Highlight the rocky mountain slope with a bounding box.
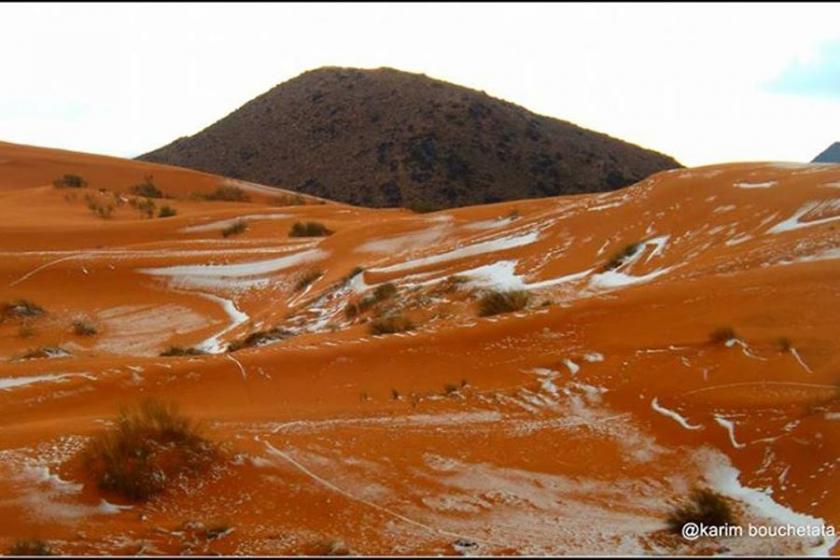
[139,67,681,209]
[812,142,840,163]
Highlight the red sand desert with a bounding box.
[0,140,838,555]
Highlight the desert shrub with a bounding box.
[131,175,164,198]
[129,197,156,218]
[53,174,87,189]
[84,194,115,219]
[345,283,397,319]
[222,220,248,238]
[709,326,737,344]
[227,327,293,352]
[443,383,460,395]
[289,221,333,237]
[204,185,250,202]
[2,299,45,319]
[7,539,53,556]
[72,318,98,336]
[477,290,530,317]
[160,346,208,357]
[82,398,217,501]
[777,337,792,352]
[391,389,401,400]
[370,313,415,335]
[666,487,737,535]
[601,242,641,272]
[295,269,323,292]
[158,205,177,218]
[18,346,69,360]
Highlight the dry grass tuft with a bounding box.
[477,290,529,317]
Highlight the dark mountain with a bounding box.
[812,142,840,163]
[139,67,681,209]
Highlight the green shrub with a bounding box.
[370,313,415,335]
[477,290,530,317]
[666,487,737,535]
[158,205,177,218]
[204,185,250,202]
[82,398,218,501]
[131,175,164,198]
[289,221,333,237]
[7,539,53,556]
[221,220,248,238]
[53,174,87,189]
[709,327,737,344]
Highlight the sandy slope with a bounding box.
[0,142,838,555]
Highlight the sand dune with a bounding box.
[0,142,838,555]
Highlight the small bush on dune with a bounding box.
[129,197,156,218]
[160,346,208,357]
[7,539,53,556]
[289,221,333,237]
[227,327,293,352]
[53,174,87,189]
[666,487,737,535]
[370,313,415,335]
[82,398,217,501]
[477,290,530,317]
[72,318,98,336]
[222,220,248,238]
[158,205,177,218]
[84,194,115,219]
[295,269,323,292]
[2,299,45,319]
[601,242,641,272]
[204,185,250,202]
[709,326,737,344]
[18,346,69,360]
[131,175,164,199]
[345,282,398,319]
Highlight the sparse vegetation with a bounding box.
[443,383,459,395]
[204,185,250,202]
[84,193,115,219]
[160,346,208,357]
[777,337,792,352]
[158,205,177,218]
[72,318,98,336]
[601,242,641,272]
[227,327,293,352]
[666,487,737,535]
[345,282,398,319]
[52,174,87,189]
[369,313,415,335]
[18,346,69,360]
[289,221,333,237]
[709,326,737,344]
[82,398,217,501]
[294,269,323,292]
[477,289,530,317]
[221,220,248,238]
[129,197,156,218]
[2,299,45,319]
[131,175,164,198]
[391,389,401,400]
[7,539,54,556]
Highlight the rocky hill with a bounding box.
[812,142,840,163]
[139,67,681,209]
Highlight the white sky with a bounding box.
[1,2,839,167]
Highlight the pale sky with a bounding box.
[1,2,839,167]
